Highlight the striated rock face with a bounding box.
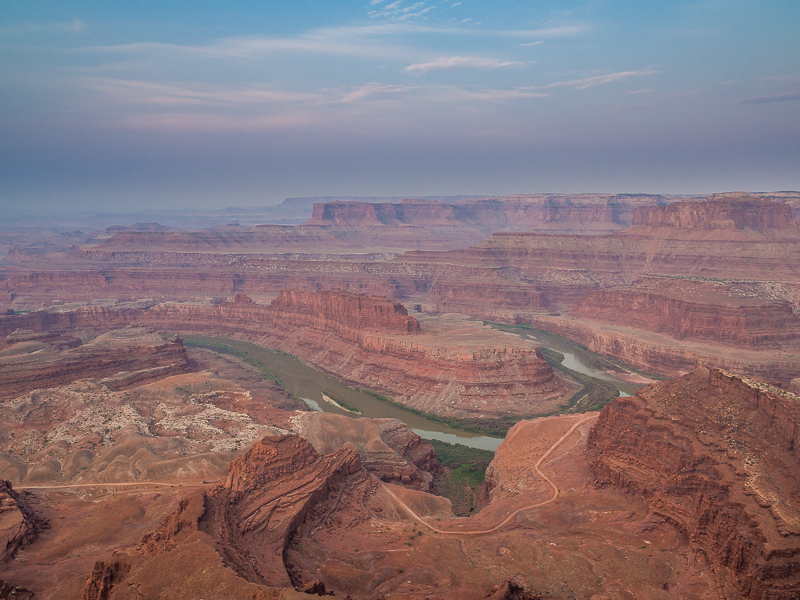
[572,289,800,345]
[270,288,421,335]
[141,435,364,588]
[0,291,570,418]
[0,480,47,563]
[0,326,193,401]
[524,312,800,383]
[632,193,798,234]
[428,280,547,316]
[587,368,800,599]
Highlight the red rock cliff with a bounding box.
[270,288,421,335]
[0,326,193,400]
[632,193,798,234]
[571,289,800,346]
[587,368,800,599]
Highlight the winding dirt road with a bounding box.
[17,481,206,490]
[17,413,598,539]
[380,413,599,536]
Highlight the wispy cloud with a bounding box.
[447,87,549,102]
[82,78,326,107]
[74,75,556,134]
[540,69,659,90]
[738,91,800,104]
[338,83,414,103]
[0,18,85,35]
[76,21,588,63]
[368,1,436,21]
[405,56,527,74]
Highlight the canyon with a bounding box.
[0,191,799,599]
[59,367,796,600]
[3,193,800,384]
[0,290,575,419]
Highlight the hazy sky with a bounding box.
[2,0,799,213]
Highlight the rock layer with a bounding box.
[571,289,800,345]
[587,367,800,599]
[631,192,797,234]
[299,412,442,491]
[0,326,193,401]
[0,291,571,418]
[140,435,364,588]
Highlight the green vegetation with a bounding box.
[537,346,566,365]
[322,390,361,414]
[183,338,283,386]
[535,347,620,413]
[358,388,517,437]
[428,439,494,488]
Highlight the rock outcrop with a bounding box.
[270,289,421,335]
[0,480,47,563]
[0,326,193,401]
[299,412,442,491]
[82,561,132,600]
[632,192,798,234]
[140,435,364,588]
[587,367,800,599]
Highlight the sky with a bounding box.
[1,0,799,213]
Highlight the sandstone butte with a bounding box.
[0,289,574,418]
[588,367,800,600]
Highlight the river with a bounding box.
[493,326,645,397]
[186,331,644,452]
